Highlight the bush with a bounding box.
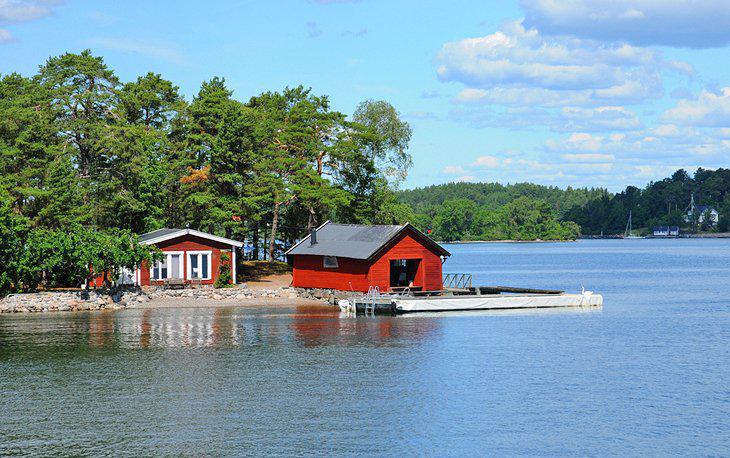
[215,252,233,288]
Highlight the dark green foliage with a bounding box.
[563,168,730,234]
[426,196,579,242]
[0,51,416,294]
[214,253,232,288]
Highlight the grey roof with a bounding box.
[139,228,182,242]
[138,228,243,247]
[285,221,450,260]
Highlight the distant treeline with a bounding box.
[397,168,730,240]
[0,51,413,294]
[564,168,730,234]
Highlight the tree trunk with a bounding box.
[268,202,280,262]
[252,221,259,260]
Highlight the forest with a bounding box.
[0,51,413,294]
[398,168,730,240]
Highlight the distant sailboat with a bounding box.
[624,210,643,239]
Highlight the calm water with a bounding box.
[1,239,728,456]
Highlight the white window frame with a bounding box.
[187,250,213,280]
[323,256,339,268]
[150,251,184,281]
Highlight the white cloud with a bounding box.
[437,22,662,92]
[662,88,730,127]
[559,106,641,131]
[521,0,730,48]
[561,153,615,162]
[0,0,50,23]
[472,155,501,168]
[439,21,680,111]
[443,165,466,175]
[0,0,58,43]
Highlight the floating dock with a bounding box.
[339,286,602,315]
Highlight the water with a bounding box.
[1,239,728,456]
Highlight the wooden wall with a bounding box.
[367,231,443,291]
[139,235,233,286]
[292,255,370,291]
[290,228,444,292]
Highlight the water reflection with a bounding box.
[0,305,445,353]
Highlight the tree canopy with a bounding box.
[0,51,415,294]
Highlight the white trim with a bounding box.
[284,220,331,255]
[187,250,213,280]
[231,246,237,284]
[141,229,243,247]
[150,251,184,281]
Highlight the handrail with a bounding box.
[443,273,472,289]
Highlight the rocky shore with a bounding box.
[0,285,351,314]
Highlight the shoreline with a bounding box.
[0,285,345,314]
[440,239,577,244]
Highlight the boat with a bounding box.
[624,210,643,239]
[338,285,602,315]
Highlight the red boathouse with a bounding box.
[285,222,451,293]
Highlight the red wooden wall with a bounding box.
[292,255,371,291]
[367,231,443,292]
[139,234,234,286]
[290,229,444,292]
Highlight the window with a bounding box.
[151,252,184,280]
[187,251,212,280]
[323,256,338,268]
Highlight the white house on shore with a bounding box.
[686,205,719,226]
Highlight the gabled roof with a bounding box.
[285,221,450,260]
[694,205,718,213]
[139,228,243,247]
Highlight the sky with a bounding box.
[2,0,730,192]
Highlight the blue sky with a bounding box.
[2,0,730,191]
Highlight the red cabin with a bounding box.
[286,222,451,293]
[135,229,242,286]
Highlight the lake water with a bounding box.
[1,239,728,456]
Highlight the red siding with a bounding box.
[367,231,443,292]
[292,255,370,291]
[290,228,444,292]
[139,234,234,286]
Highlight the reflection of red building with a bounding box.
[286,222,450,293]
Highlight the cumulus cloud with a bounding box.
[662,88,730,127]
[450,104,642,132]
[521,0,730,48]
[438,21,678,110]
[545,128,730,161]
[437,21,661,92]
[0,0,58,43]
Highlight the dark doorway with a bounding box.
[389,259,421,288]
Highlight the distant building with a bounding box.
[686,205,719,225]
[653,226,680,237]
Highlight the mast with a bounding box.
[625,210,632,237]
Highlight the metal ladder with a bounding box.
[364,286,379,315]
